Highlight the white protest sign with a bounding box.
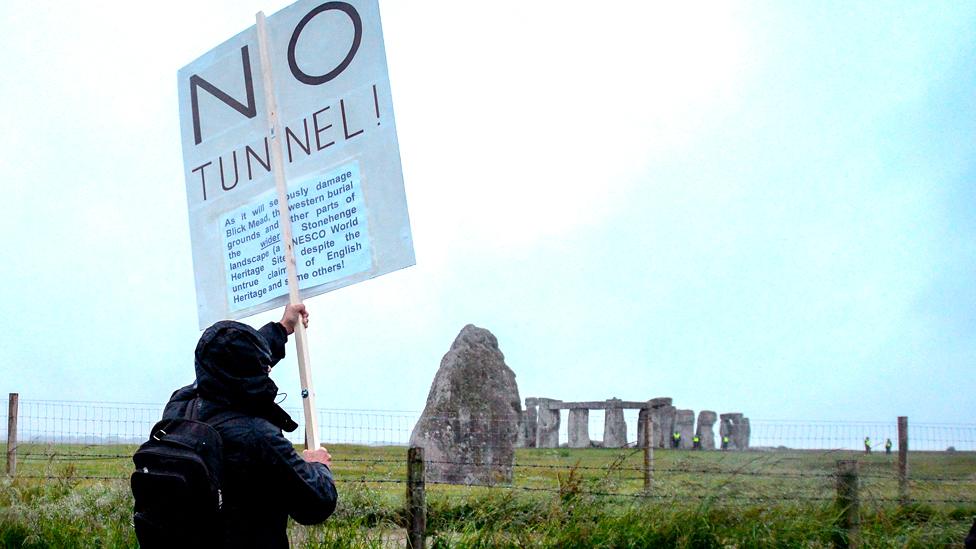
[221,162,371,310]
[178,0,414,329]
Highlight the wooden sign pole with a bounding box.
[256,11,321,450]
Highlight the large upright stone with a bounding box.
[720,413,745,450]
[603,398,628,448]
[518,398,538,448]
[719,415,731,447]
[637,408,650,447]
[653,405,676,448]
[638,397,672,447]
[409,325,522,484]
[536,398,561,448]
[568,409,591,448]
[696,410,717,450]
[739,417,751,449]
[675,409,695,449]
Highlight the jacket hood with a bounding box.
[193,320,298,431]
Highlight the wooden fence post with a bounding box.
[643,408,653,493]
[897,416,909,505]
[6,393,17,477]
[834,459,859,549]
[406,447,426,549]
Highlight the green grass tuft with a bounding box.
[0,444,973,548]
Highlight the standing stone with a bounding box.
[739,417,751,449]
[720,413,745,450]
[653,405,676,448]
[719,414,732,448]
[603,398,628,448]
[696,410,717,450]
[638,398,672,447]
[518,398,538,448]
[568,408,591,448]
[536,398,561,448]
[638,408,650,447]
[675,409,695,449]
[409,325,522,484]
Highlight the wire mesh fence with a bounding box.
[4,397,976,451]
[8,446,974,504]
[2,398,974,510]
[3,398,975,548]
[9,399,163,445]
[7,459,975,505]
[286,406,420,446]
[749,419,976,452]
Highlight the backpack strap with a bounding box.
[206,410,244,428]
[183,396,242,427]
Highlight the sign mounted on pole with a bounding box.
[178,0,414,329]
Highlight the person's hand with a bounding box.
[279,303,309,335]
[303,446,332,468]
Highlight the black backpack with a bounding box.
[130,398,238,547]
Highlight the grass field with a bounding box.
[1,443,974,547]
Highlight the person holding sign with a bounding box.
[151,304,337,547]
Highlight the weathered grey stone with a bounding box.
[568,409,590,448]
[518,401,538,448]
[720,413,745,450]
[653,405,676,448]
[719,413,736,449]
[637,408,650,447]
[409,325,522,484]
[739,417,751,449]
[675,409,695,449]
[637,398,672,447]
[696,410,717,450]
[536,398,561,448]
[603,398,628,448]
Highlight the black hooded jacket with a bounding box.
[162,321,337,548]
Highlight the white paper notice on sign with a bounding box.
[220,162,372,311]
[178,0,415,328]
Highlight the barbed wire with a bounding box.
[9,450,976,484]
[11,474,129,481]
[423,481,976,506]
[16,451,133,460]
[3,399,972,548]
[7,473,973,507]
[416,458,976,483]
[4,399,976,515]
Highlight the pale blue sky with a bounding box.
[0,1,973,424]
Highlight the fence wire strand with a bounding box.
[3,399,975,512]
